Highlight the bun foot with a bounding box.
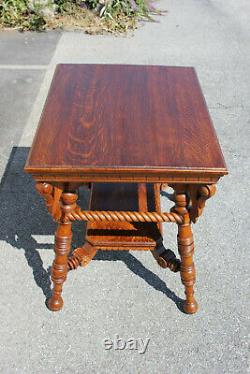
[46,296,64,312]
[183,300,198,314]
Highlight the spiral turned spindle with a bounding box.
[66,209,184,224]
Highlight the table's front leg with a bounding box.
[36,183,78,311]
[48,191,78,311]
[173,185,198,314]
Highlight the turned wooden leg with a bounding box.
[178,222,197,314]
[47,222,72,311]
[174,186,198,314]
[47,191,78,311]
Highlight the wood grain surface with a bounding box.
[86,183,162,249]
[25,64,228,182]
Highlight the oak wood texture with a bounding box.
[67,182,181,272]
[25,64,228,183]
[86,183,162,250]
[173,185,198,314]
[25,64,228,314]
[68,242,97,270]
[47,190,78,312]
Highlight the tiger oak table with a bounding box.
[25,64,228,314]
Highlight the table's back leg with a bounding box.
[174,185,198,314]
[47,191,78,311]
[150,183,181,272]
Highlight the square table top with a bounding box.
[25,64,228,183]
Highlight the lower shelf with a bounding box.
[86,183,162,250]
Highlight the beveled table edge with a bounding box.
[24,165,228,184]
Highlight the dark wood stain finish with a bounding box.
[25,64,228,314]
[25,64,227,182]
[86,183,162,249]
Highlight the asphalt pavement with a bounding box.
[0,1,249,373]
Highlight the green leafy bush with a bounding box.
[0,0,45,30]
[0,0,161,32]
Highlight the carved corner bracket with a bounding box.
[36,182,63,221]
[188,184,216,223]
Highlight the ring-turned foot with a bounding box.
[47,295,64,311]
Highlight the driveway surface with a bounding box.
[0,1,249,373]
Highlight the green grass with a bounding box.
[0,0,163,33]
